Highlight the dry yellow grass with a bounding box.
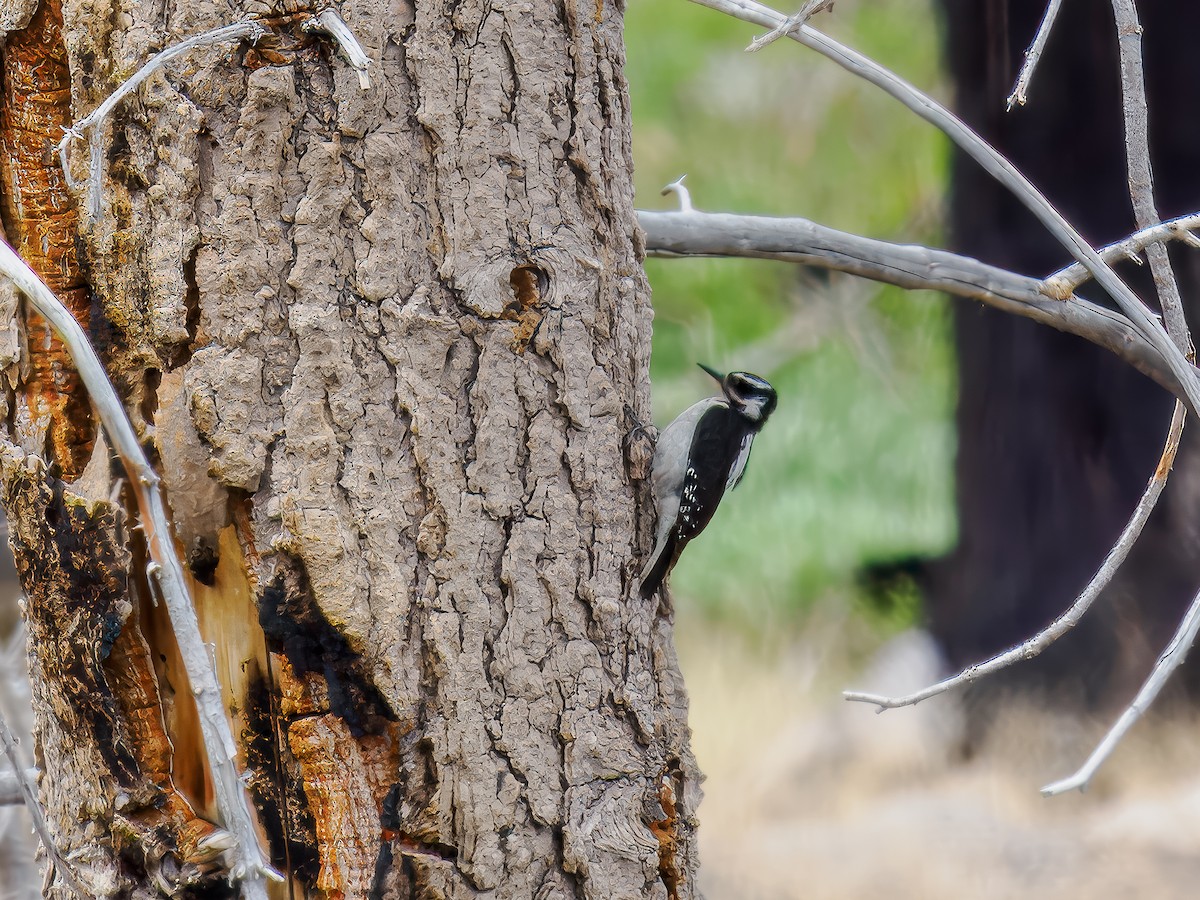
[678,616,1200,899]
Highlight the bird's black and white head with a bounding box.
[699,364,777,426]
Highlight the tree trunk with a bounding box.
[0,1,698,897]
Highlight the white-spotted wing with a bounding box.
[675,405,750,542]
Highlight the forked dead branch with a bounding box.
[1041,0,1198,796]
[56,10,370,221]
[689,0,1200,416]
[660,0,1200,795]
[639,207,1200,407]
[842,400,1185,711]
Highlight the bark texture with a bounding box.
[0,1,698,897]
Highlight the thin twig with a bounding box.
[1026,0,1200,797]
[66,22,264,135]
[0,710,84,895]
[55,21,266,220]
[660,175,694,212]
[1111,0,1192,358]
[1045,213,1200,297]
[843,399,1185,710]
[1041,579,1200,796]
[638,208,1197,405]
[0,768,36,807]
[746,0,832,52]
[302,9,372,89]
[687,0,1200,420]
[1006,0,1066,110]
[0,241,279,897]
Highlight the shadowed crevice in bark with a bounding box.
[242,671,321,889]
[379,780,460,860]
[167,240,203,372]
[259,557,396,738]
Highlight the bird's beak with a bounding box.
[697,363,724,383]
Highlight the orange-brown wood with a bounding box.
[0,0,95,480]
[648,767,684,900]
[288,713,402,898]
[104,613,226,864]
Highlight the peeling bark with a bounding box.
[0,0,698,897]
[0,448,227,893]
[1,0,95,479]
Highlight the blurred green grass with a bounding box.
[628,0,956,629]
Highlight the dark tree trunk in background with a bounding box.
[928,0,1200,708]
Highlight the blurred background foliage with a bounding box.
[626,0,956,633]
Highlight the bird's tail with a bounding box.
[639,530,681,599]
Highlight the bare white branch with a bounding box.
[0,710,84,895]
[303,9,372,89]
[0,241,279,897]
[0,768,35,807]
[1042,580,1200,796]
[1111,0,1192,357]
[1019,0,1200,796]
[843,400,1184,710]
[638,208,1199,405]
[1006,0,1066,110]
[687,0,1200,805]
[55,21,266,220]
[746,0,832,53]
[686,0,1200,418]
[1045,213,1200,296]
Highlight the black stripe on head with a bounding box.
[724,371,777,422]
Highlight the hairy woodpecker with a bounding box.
[640,364,777,598]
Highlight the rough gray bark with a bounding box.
[0,0,698,897]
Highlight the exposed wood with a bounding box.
[0,447,223,894]
[0,0,94,479]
